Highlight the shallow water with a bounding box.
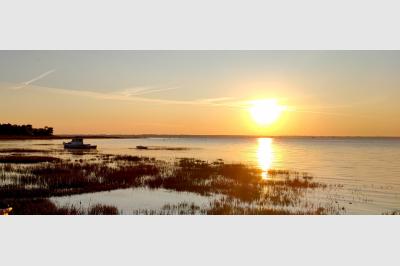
[1,137,400,214]
[51,188,214,215]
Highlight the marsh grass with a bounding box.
[1,155,339,215]
[131,199,335,215]
[88,204,119,215]
[0,155,61,164]
[383,210,400,215]
[0,148,48,153]
[145,158,325,206]
[113,155,142,162]
[0,198,83,215]
[0,198,119,215]
[132,146,190,151]
[0,160,160,198]
[133,202,203,215]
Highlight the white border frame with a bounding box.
[1,1,400,265]
[1,0,400,49]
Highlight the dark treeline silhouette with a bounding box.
[0,123,53,136]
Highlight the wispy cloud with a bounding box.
[7,82,248,108]
[118,87,178,97]
[11,69,56,90]
[5,71,254,108]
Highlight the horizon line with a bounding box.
[54,134,400,138]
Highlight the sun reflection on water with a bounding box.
[257,138,274,180]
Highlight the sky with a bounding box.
[0,51,399,136]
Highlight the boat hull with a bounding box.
[63,144,97,149]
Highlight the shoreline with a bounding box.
[0,134,399,140]
[0,153,339,215]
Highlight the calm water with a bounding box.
[1,137,400,214]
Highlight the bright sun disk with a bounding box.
[249,99,286,125]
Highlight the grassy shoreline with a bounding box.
[0,151,344,215]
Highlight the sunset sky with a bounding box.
[1,51,399,136]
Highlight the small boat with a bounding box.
[63,137,97,149]
[136,145,148,150]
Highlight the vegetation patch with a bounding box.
[0,123,53,136]
[0,155,61,164]
[0,198,119,215]
[0,148,48,153]
[0,155,341,215]
[88,204,119,215]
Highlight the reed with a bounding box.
[88,204,119,215]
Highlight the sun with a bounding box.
[249,99,286,125]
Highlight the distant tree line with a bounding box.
[0,123,54,136]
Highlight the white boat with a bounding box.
[63,137,97,149]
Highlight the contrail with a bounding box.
[120,87,178,96]
[12,69,55,90]
[12,82,244,108]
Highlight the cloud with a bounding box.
[5,71,251,108]
[118,87,179,96]
[7,82,248,108]
[11,69,56,90]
